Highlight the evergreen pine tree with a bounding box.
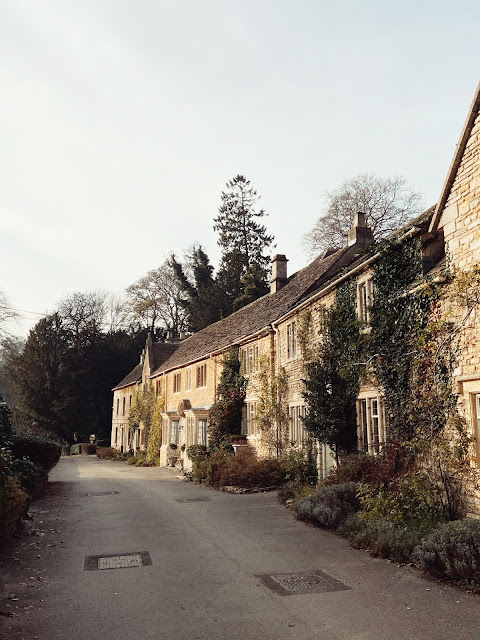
[171,246,227,332]
[214,175,274,313]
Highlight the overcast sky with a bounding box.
[1,0,479,336]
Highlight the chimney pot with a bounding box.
[271,254,288,293]
[347,212,373,248]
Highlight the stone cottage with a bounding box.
[111,81,480,503]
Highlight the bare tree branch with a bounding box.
[303,174,423,259]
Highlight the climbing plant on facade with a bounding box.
[254,355,289,456]
[208,348,246,451]
[145,393,164,463]
[302,280,362,464]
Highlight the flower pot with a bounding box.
[232,444,248,454]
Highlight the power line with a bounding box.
[5,307,46,317]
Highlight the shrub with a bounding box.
[216,450,286,488]
[10,432,61,472]
[357,476,445,533]
[11,458,48,500]
[0,448,29,544]
[187,449,287,488]
[413,519,480,590]
[0,399,14,446]
[277,480,315,505]
[187,454,226,485]
[186,444,207,463]
[96,447,116,459]
[70,443,87,455]
[282,447,315,484]
[81,443,97,455]
[339,514,425,563]
[293,482,359,529]
[327,444,412,487]
[326,453,379,485]
[134,451,147,466]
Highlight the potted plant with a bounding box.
[167,443,179,467]
[230,434,248,454]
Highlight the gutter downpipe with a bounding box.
[273,323,281,458]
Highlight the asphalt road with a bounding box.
[1,456,480,640]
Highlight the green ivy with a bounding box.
[207,347,246,451]
[368,235,454,440]
[302,280,362,463]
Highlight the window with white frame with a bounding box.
[185,368,192,391]
[198,419,208,446]
[358,277,375,324]
[246,402,257,436]
[185,416,193,446]
[287,322,297,359]
[240,344,260,375]
[471,394,480,467]
[171,420,180,445]
[289,405,306,444]
[358,396,385,454]
[173,372,181,394]
[241,405,248,435]
[196,363,207,388]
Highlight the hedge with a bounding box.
[10,432,61,472]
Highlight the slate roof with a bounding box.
[112,342,179,390]
[115,206,439,385]
[112,363,143,391]
[150,342,179,370]
[150,245,360,375]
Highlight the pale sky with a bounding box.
[1,0,479,336]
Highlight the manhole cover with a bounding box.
[176,497,211,503]
[84,551,152,571]
[257,570,350,596]
[79,491,120,497]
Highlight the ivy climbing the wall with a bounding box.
[208,347,246,451]
[368,235,452,440]
[254,355,289,456]
[302,279,362,464]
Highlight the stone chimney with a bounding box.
[270,254,288,293]
[347,212,374,249]
[165,329,175,343]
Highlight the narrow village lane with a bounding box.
[1,457,480,640]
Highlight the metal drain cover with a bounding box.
[176,497,211,503]
[84,551,152,571]
[257,570,350,596]
[79,491,120,497]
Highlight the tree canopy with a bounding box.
[214,175,274,313]
[3,295,149,443]
[304,174,423,258]
[170,245,226,332]
[125,260,186,336]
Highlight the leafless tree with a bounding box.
[303,174,423,259]
[125,260,187,335]
[58,290,128,337]
[0,291,19,339]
